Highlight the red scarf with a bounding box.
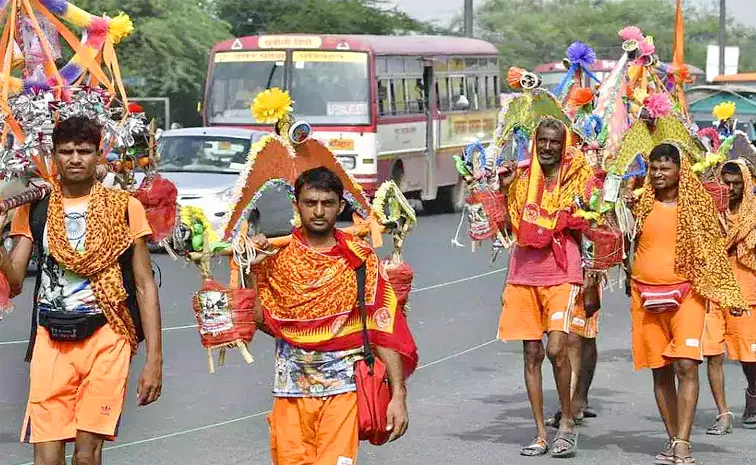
[255,229,418,377]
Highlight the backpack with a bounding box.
[24,196,144,362]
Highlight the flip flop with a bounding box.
[551,430,578,458]
[520,437,548,457]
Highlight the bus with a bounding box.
[202,34,501,212]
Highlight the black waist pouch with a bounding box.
[39,311,107,341]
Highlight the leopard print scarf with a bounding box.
[47,181,137,350]
[721,159,756,272]
[633,150,748,311]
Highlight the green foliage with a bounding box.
[61,0,232,126]
[213,0,439,37]
[475,0,756,86]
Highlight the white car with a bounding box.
[154,127,295,238]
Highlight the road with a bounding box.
[1,212,756,465]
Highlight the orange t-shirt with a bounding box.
[10,195,152,243]
[632,201,687,285]
[730,255,756,305]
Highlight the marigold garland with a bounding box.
[251,88,293,124]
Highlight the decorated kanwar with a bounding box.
[178,87,419,464]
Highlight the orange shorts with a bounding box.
[21,324,131,444]
[268,392,358,465]
[703,305,756,362]
[571,307,600,339]
[498,283,582,341]
[630,283,706,370]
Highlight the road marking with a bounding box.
[0,268,507,346]
[8,336,499,464]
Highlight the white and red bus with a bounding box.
[202,34,500,212]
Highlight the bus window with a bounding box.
[466,76,480,111]
[390,79,408,115]
[407,78,425,114]
[485,75,497,108]
[450,76,468,111]
[378,79,391,116]
[290,51,370,125]
[437,77,450,111]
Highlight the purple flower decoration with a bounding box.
[40,0,68,15]
[566,41,597,69]
[23,81,51,94]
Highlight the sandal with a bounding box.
[551,430,578,458]
[582,405,598,418]
[744,390,756,430]
[520,437,548,456]
[654,441,675,465]
[544,410,583,429]
[672,438,695,464]
[706,411,733,435]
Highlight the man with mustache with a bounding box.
[498,119,594,458]
[702,159,756,435]
[627,143,747,464]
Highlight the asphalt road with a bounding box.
[2,212,756,465]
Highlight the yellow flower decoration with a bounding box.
[713,102,736,121]
[691,151,727,174]
[251,88,293,124]
[180,206,220,244]
[107,13,135,45]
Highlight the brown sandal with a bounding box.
[672,438,695,464]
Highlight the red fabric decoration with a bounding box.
[703,181,729,213]
[382,260,414,314]
[193,279,257,348]
[582,225,624,271]
[132,175,178,242]
[466,190,507,241]
[128,102,144,113]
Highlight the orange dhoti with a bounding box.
[498,283,582,341]
[703,305,756,362]
[630,283,706,370]
[268,392,359,465]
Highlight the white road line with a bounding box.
[0,268,507,346]
[12,336,499,464]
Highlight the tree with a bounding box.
[213,0,439,37]
[474,0,756,88]
[64,0,233,126]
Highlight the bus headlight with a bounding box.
[336,155,356,170]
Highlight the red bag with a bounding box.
[466,189,507,241]
[192,278,257,372]
[354,263,391,445]
[703,181,729,213]
[637,282,691,313]
[581,226,624,271]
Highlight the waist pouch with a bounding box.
[39,311,107,341]
[637,282,691,313]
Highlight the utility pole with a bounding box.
[464,0,473,37]
[719,0,726,76]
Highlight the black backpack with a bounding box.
[24,197,144,362]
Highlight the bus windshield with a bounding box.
[289,51,370,125]
[208,51,286,125]
[206,50,370,126]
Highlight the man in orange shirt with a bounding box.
[628,143,747,464]
[498,119,593,458]
[0,116,163,465]
[702,158,756,434]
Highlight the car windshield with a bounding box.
[157,135,250,173]
[207,51,286,125]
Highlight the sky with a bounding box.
[389,0,755,27]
